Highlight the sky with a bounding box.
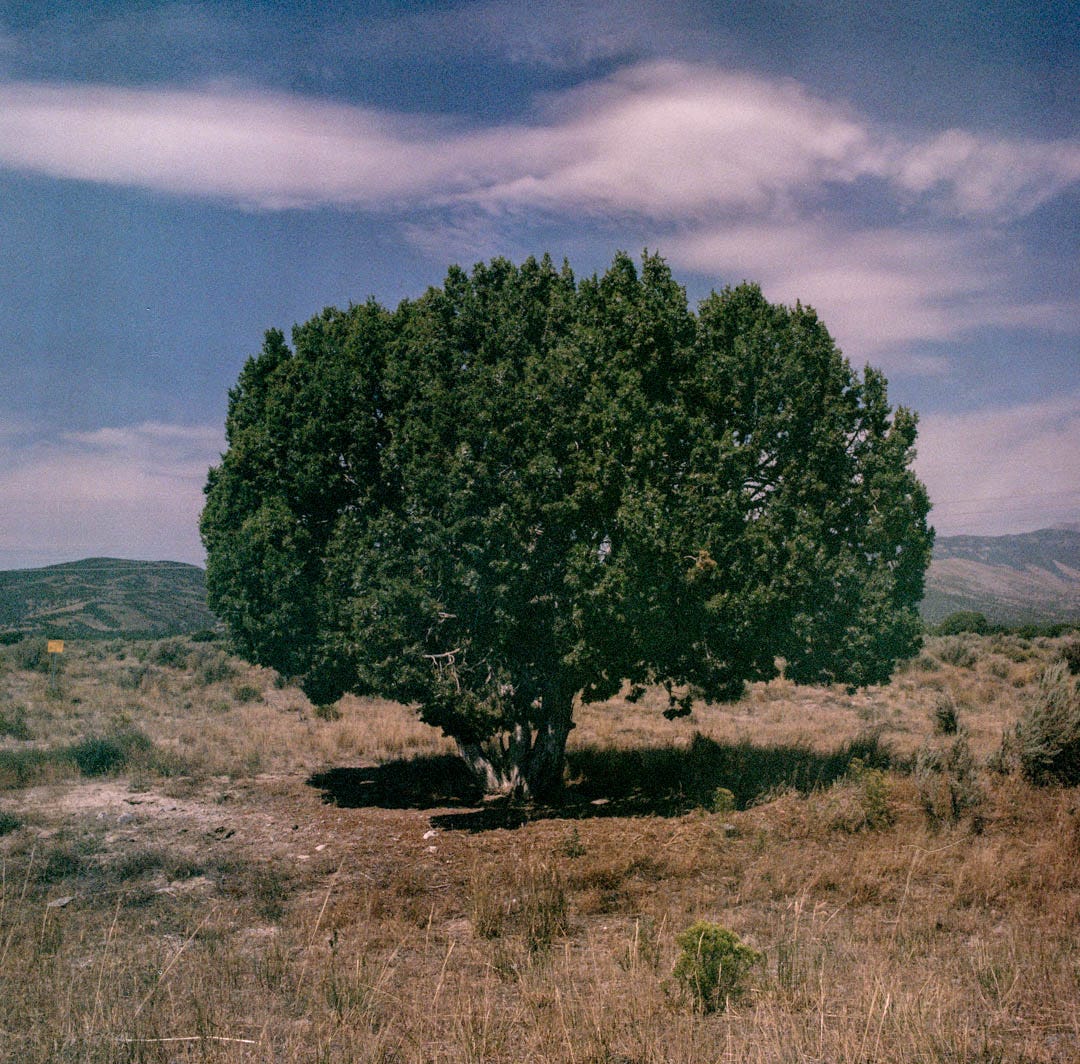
[0,0,1077,569]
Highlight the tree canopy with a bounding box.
[201,252,933,797]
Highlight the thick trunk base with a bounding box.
[457,696,574,800]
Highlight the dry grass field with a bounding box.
[1,630,1078,1062]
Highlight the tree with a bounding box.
[201,252,933,798]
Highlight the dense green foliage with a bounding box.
[201,252,932,795]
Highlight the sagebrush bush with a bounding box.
[1061,639,1080,677]
[672,922,762,1012]
[0,703,32,740]
[1016,662,1080,785]
[915,732,985,829]
[934,637,978,669]
[932,693,959,735]
[68,728,154,776]
[2,637,50,673]
[189,646,237,685]
[147,637,192,668]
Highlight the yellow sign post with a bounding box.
[47,640,64,696]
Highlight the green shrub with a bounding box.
[69,728,154,776]
[189,646,237,685]
[313,702,341,721]
[0,631,24,645]
[934,637,978,669]
[3,637,49,672]
[848,758,894,830]
[0,703,32,741]
[936,611,991,636]
[0,810,22,835]
[672,921,762,1012]
[232,683,262,704]
[915,733,984,829]
[1061,639,1080,677]
[932,693,959,735]
[1016,662,1080,785]
[147,637,191,668]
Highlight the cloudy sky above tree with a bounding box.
[0,0,1076,568]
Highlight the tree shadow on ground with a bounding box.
[307,732,893,832]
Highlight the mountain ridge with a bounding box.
[921,527,1080,625]
[2,528,1077,638]
[0,557,216,638]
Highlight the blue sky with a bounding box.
[0,0,1077,568]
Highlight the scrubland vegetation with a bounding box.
[1,629,1079,1062]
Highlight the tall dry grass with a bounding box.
[0,631,1078,1062]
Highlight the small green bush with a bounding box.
[4,637,50,672]
[147,638,191,668]
[1016,662,1080,785]
[313,702,341,721]
[0,631,24,645]
[0,703,32,741]
[232,683,262,704]
[932,693,959,735]
[915,732,984,829]
[848,758,894,830]
[69,728,154,776]
[934,637,978,669]
[1060,639,1080,677]
[0,810,22,835]
[936,611,991,636]
[672,921,762,1012]
[189,646,237,686]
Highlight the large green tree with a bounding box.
[201,252,933,797]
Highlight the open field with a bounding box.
[1,632,1079,1062]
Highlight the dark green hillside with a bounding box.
[921,528,1080,626]
[0,558,217,638]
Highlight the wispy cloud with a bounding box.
[896,130,1080,220]
[1,63,1075,219]
[0,422,222,568]
[0,61,1076,369]
[667,221,1077,364]
[915,394,1080,536]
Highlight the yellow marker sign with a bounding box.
[47,640,64,654]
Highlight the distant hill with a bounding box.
[2,531,1076,641]
[921,528,1080,626]
[0,558,217,639]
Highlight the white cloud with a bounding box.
[0,422,222,568]
[667,221,1078,364]
[895,130,1080,220]
[915,394,1080,536]
[0,62,1076,367]
[1,63,1075,221]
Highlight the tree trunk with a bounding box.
[457,683,575,800]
